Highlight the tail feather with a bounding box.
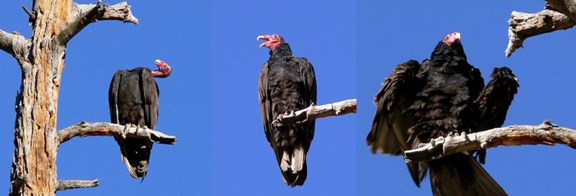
[277,144,307,187]
[407,133,428,187]
[291,144,304,173]
[116,137,153,180]
[280,151,290,172]
[429,153,507,196]
[281,162,307,187]
[407,162,428,187]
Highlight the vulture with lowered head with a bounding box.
[108,59,172,180]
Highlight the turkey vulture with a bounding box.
[368,32,517,195]
[108,59,172,180]
[257,34,317,187]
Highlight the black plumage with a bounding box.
[474,67,519,164]
[109,60,171,180]
[368,32,517,195]
[367,59,427,185]
[258,34,317,187]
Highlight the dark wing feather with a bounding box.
[258,62,273,144]
[296,57,317,142]
[474,67,519,164]
[297,57,317,104]
[367,60,426,186]
[141,69,159,129]
[367,60,421,155]
[109,71,124,124]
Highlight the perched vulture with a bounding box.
[108,59,172,180]
[257,34,317,187]
[367,32,518,195]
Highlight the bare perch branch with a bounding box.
[505,0,576,57]
[56,179,99,191]
[272,99,356,127]
[58,1,139,44]
[57,121,176,145]
[404,121,576,163]
[0,29,29,58]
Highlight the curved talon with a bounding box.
[122,123,132,139]
[461,131,469,141]
[480,141,488,149]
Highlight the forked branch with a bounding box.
[404,121,576,163]
[57,121,177,145]
[58,1,139,44]
[506,0,576,57]
[272,99,357,127]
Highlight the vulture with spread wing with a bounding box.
[368,32,518,195]
[257,34,317,187]
[109,59,172,180]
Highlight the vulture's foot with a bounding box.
[122,123,133,139]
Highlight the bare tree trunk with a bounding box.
[1,1,145,195]
[9,1,71,194]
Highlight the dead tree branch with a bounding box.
[0,29,29,59]
[404,120,576,163]
[272,99,356,127]
[506,0,576,57]
[56,179,99,191]
[57,121,176,145]
[58,1,138,44]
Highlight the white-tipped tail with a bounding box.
[281,151,290,172]
[292,145,304,173]
[120,153,139,179]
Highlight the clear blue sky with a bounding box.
[2,1,576,196]
[358,1,576,195]
[0,0,210,195]
[210,0,356,195]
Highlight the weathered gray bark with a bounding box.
[404,121,576,163]
[506,0,576,57]
[56,180,98,191]
[0,1,173,195]
[272,99,356,127]
[57,122,177,145]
